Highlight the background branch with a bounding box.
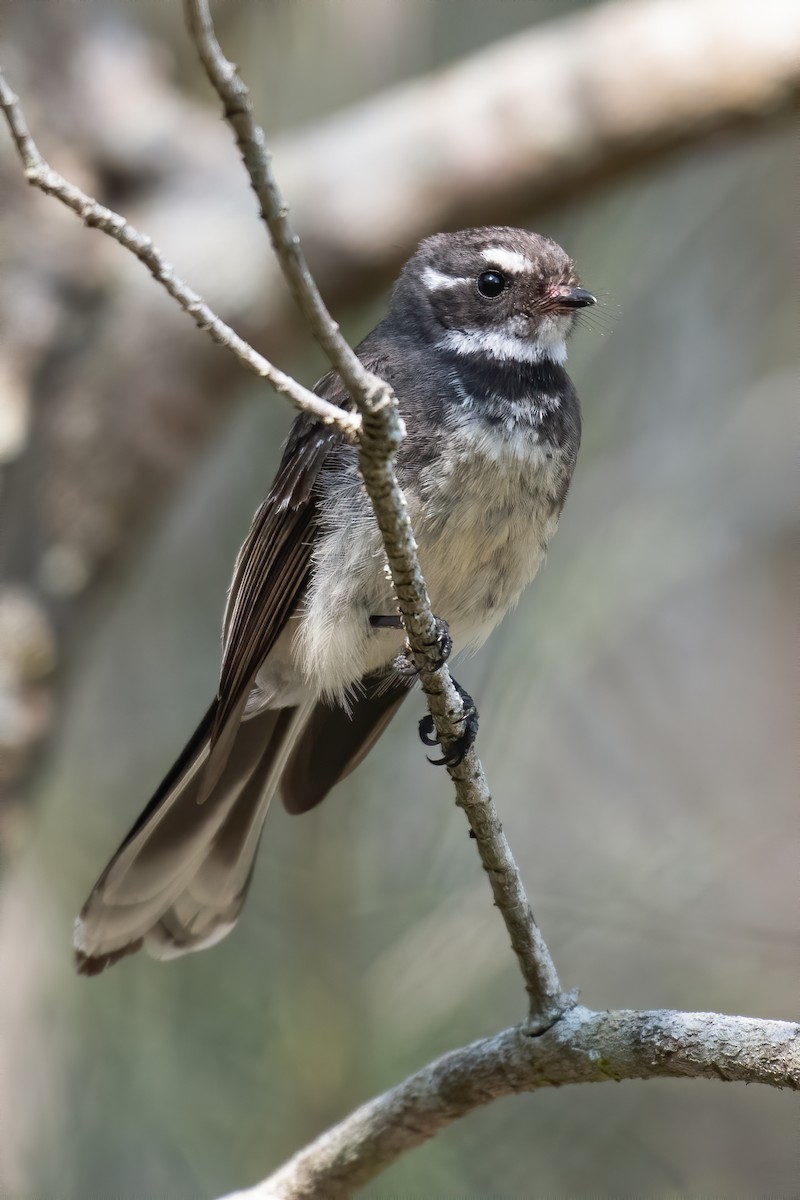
[223,1008,799,1199]
[276,0,800,282]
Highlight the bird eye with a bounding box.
[476,270,506,299]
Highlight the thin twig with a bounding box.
[184,0,570,1029]
[221,1007,800,1199]
[0,71,360,439]
[185,0,377,408]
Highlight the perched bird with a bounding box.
[75,226,595,974]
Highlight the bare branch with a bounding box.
[185,0,374,407]
[184,0,569,1030]
[0,71,360,440]
[221,1007,800,1199]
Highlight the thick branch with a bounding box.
[184,0,568,1029]
[222,1007,800,1199]
[277,0,800,280]
[0,72,359,440]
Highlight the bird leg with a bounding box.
[375,614,453,676]
[368,614,404,629]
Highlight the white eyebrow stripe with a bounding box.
[481,247,534,274]
[422,267,469,291]
[437,328,567,365]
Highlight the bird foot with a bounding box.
[419,680,479,767]
[389,615,453,677]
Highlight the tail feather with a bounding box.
[145,704,310,960]
[74,702,309,974]
[75,674,411,974]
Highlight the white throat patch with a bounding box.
[437,327,568,365]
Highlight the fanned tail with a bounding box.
[74,702,310,974]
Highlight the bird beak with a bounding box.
[553,285,596,311]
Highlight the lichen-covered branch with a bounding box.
[221,1007,800,1200]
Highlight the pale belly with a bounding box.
[285,426,570,704]
[413,442,562,650]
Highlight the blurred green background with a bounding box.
[0,1,796,1197]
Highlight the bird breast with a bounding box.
[295,412,573,702]
[411,417,570,651]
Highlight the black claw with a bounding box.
[418,714,439,747]
[425,750,451,766]
[417,680,479,768]
[429,616,453,672]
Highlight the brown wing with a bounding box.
[211,358,373,738]
[213,334,397,737]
